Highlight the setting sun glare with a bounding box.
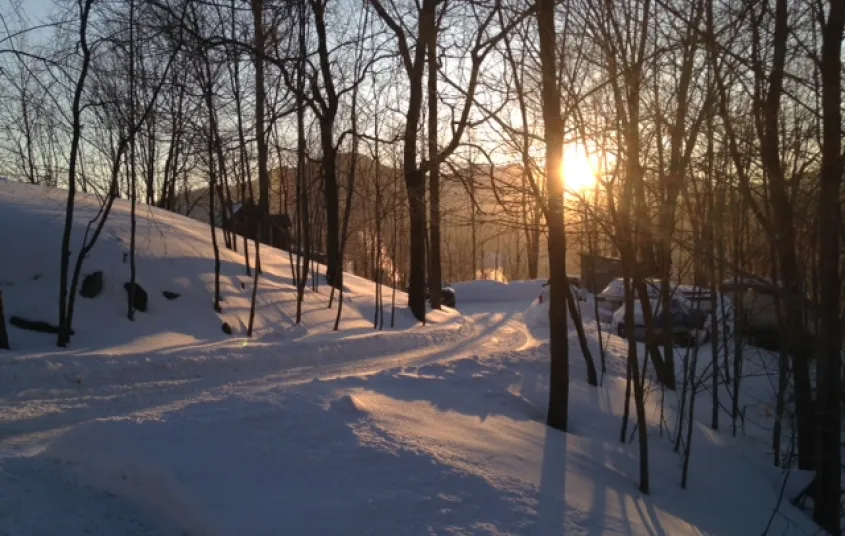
[561,144,597,193]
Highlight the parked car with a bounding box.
[596,278,627,320]
[601,280,734,344]
[596,277,664,321]
[677,285,735,320]
[720,277,813,349]
[612,295,710,347]
[424,281,456,308]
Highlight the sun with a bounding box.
[561,144,597,193]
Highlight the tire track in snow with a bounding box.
[0,303,531,453]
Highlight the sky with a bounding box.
[10,0,53,21]
[2,0,57,45]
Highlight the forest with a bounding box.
[0,0,842,532]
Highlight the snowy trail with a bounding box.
[0,301,532,456]
[0,300,539,536]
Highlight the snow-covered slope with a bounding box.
[0,181,457,353]
[0,182,825,536]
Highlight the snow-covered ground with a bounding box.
[0,182,822,535]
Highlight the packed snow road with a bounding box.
[0,300,539,536]
[0,300,533,456]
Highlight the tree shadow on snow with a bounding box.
[0,293,475,454]
[20,393,536,535]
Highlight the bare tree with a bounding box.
[56,0,96,347]
[536,0,570,432]
[812,0,843,530]
[366,0,523,321]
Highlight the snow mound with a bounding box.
[44,419,221,536]
[0,181,457,352]
[524,300,550,329]
[522,298,597,332]
[328,392,370,415]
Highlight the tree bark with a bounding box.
[426,9,442,310]
[567,286,598,385]
[311,0,342,290]
[57,0,95,347]
[294,0,311,324]
[128,0,138,321]
[812,0,843,530]
[537,0,569,432]
[251,0,270,244]
[759,0,815,470]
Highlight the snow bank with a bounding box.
[523,300,550,329]
[45,420,220,536]
[522,295,598,332]
[451,279,546,304]
[0,181,458,353]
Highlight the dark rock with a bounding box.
[123,282,148,312]
[9,316,74,335]
[221,322,233,335]
[80,271,104,298]
[162,291,181,300]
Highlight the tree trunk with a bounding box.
[294,0,310,324]
[759,0,814,471]
[681,347,700,489]
[407,173,427,321]
[621,337,633,442]
[396,0,436,323]
[427,13,442,310]
[567,286,598,385]
[537,0,569,432]
[470,173,478,280]
[311,0,342,291]
[230,14,252,276]
[251,0,270,244]
[247,235,261,336]
[812,1,843,530]
[0,291,9,350]
[127,0,138,321]
[57,0,95,347]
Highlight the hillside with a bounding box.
[0,181,457,354]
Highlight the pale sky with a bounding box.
[10,0,54,20]
[2,0,58,44]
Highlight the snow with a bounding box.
[0,182,825,535]
[0,181,458,350]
